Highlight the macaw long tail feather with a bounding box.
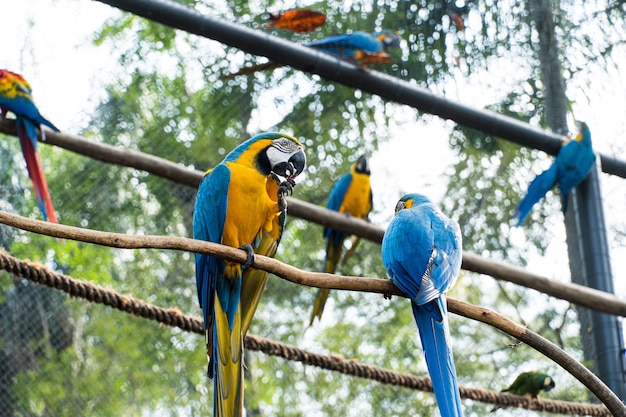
[309,288,330,326]
[214,298,244,417]
[513,164,558,226]
[18,129,58,223]
[309,238,342,325]
[341,236,361,266]
[413,298,463,417]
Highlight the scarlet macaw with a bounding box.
[224,30,401,78]
[193,132,306,416]
[381,193,464,417]
[513,121,595,226]
[502,371,555,398]
[266,9,326,33]
[309,155,372,325]
[0,69,59,222]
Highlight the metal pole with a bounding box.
[93,0,626,179]
[565,162,626,399]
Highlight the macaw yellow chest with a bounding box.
[339,172,371,219]
[222,162,279,249]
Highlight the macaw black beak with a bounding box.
[273,150,306,179]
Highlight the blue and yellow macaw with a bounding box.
[381,194,464,417]
[0,69,59,223]
[224,30,401,78]
[513,121,596,226]
[309,155,372,325]
[193,132,306,416]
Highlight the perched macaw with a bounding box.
[266,9,326,33]
[502,371,555,398]
[513,121,595,226]
[224,30,401,78]
[0,69,59,223]
[193,132,306,416]
[309,155,372,326]
[381,193,464,417]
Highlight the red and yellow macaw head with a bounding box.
[0,69,33,101]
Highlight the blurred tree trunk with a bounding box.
[528,0,596,390]
[529,0,625,400]
[529,0,568,135]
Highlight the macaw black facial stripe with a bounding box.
[256,148,272,176]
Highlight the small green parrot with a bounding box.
[502,371,555,398]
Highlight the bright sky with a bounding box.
[4,0,626,296]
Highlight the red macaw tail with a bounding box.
[17,126,58,223]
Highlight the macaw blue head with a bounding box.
[394,193,431,215]
[374,30,401,50]
[573,120,591,145]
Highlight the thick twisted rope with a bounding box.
[0,248,613,416]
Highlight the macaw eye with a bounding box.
[281,139,288,147]
[394,200,406,214]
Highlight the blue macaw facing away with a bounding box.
[224,30,401,78]
[193,132,306,416]
[309,155,372,325]
[513,121,595,226]
[382,193,464,417]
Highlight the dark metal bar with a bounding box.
[565,164,626,399]
[94,0,626,178]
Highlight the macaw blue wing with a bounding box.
[514,122,595,226]
[555,126,595,212]
[513,163,558,227]
[324,172,353,238]
[381,194,463,417]
[0,80,59,136]
[382,207,438,302]
[309,31,383,57]
[309,171,354,325]
[193,164,230,362]
[429,215,463,294]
